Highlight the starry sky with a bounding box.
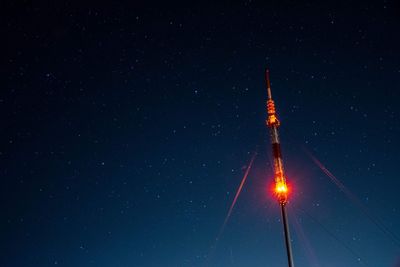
[2,1,400,267]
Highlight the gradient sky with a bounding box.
[2,1,400,267]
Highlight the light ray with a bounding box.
[304,148,400,247]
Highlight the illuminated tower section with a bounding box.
[265,70,288,204]
[265,69,294,267]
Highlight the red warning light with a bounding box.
[271,180,290,204]
[275,181,288,194]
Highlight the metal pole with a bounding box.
[280,203,294,267]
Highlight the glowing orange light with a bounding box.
[273,181,289,204]
[275,182,288,194]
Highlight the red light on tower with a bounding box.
[275,181,288,194]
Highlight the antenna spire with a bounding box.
[266,69,272,100]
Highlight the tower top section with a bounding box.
[265,69,280,127]
[266,69,272,100]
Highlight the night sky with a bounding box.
[2,1,400,267]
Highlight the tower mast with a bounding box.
[265,69,294,267]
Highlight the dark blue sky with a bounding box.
[2,1,400,266]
